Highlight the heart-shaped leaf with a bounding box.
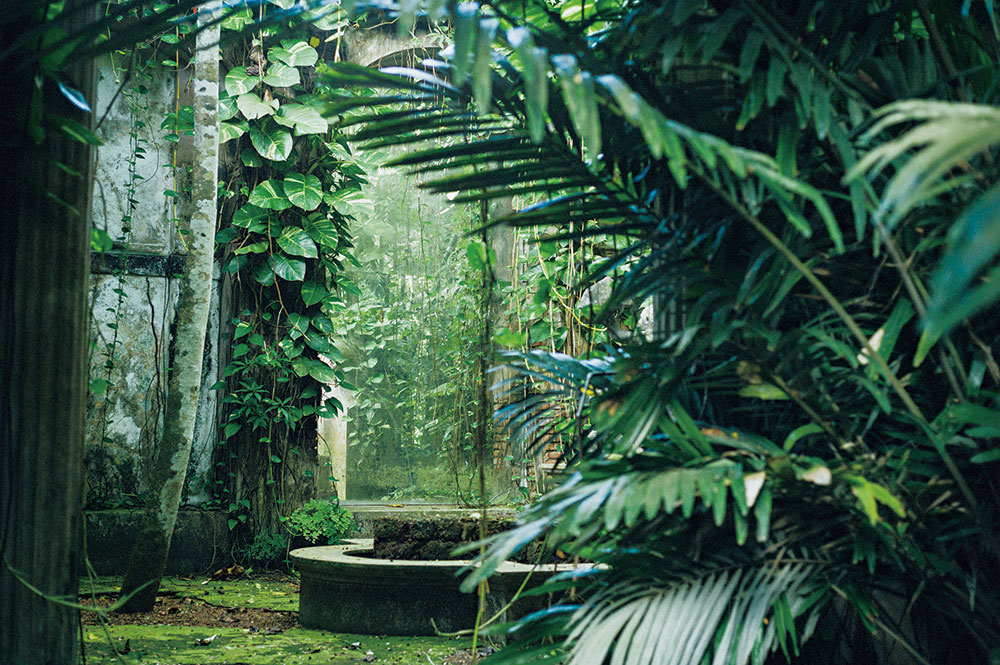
[282,338,304,360]
[270,253,306,281]
[287,312,310,338]
[311,314,335,335]
[219,94,239,121]
[304,334,331,353]
[283,172,323,210]
[275,104,327,135]
[237,92,278,120]
[269,40,319,67]
[248,180,291,210]
[220,7,252,31]
[215,227,238,244]
[306,358,337,384]
[234,240,268,255]
[277,226,318,259]
[225,67,258,96]
[301,280,326,306]
[219,120,248,143]
[224,255,250,274]
[466,240,489,270]
[325,187,373,217]
[232,203,267,228]
[249,119,293,161]
[253,262,275,286]
[240,149,262,167]
[291,356,309,377]
[303,214,338,247]
[262,62,300,87]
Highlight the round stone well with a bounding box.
[292,538,571,636]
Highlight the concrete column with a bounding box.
[318,384,356,500]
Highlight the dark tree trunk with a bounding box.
[0,1,97,662]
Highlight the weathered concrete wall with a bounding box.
[87,54,221,508]
[341,28,447,68]
[85,510,231,575]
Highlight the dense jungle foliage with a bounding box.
[321,1,1000,664]
[6,0,1000,663]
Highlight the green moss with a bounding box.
[80,576,302,612]
[81,575,478,663]
[83,625,469,664]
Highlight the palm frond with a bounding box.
[846,100,1000,349]
[562,562,817,665]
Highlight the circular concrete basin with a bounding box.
[291,539,574,635]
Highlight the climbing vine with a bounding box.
[211,10,365,540]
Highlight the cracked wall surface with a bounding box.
[87,55,220,507]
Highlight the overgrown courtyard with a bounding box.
[4,1,1000,664]
[80,574,472,664]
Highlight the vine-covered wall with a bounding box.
[86,52,221,508]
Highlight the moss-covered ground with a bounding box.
[81,574,301,611]
[80,575,474,664]
[83,627,469,664]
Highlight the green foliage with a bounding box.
[211,11,365,539]
[325,160,491,501]
[325,1,1000,663]
[244,529,288,565]
[285,499,357,545]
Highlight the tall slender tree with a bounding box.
[119,11,220,612]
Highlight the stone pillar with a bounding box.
[317,384,356,500]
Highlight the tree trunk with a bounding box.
[119,12,220,612]
[0,1,97,662]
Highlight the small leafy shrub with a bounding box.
[244,530,288,566]
[286,499,358,545]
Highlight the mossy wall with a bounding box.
[85,510,232,575]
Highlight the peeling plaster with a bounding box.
[86,51,221,509]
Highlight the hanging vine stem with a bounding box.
[144,279,167,479]
[470,197,498,663]
[696,169,978,512]
[532,231,606,335]
[93,54,148,469]
[167,26,189,252]
[872,219,967,402]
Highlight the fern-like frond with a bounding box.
[562,562,817,665]
[847,100,1000,345]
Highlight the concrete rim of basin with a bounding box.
[291,539,594,635]
[290,539,561,587]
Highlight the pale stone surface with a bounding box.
[86,49,221,507]
[86,274,174,505]
[317,383,355,500]
[91,56,179,254]
[187,263,222,504]
[292,537,587,635]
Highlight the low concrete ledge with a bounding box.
[85,509,232,576]
[291,539,577,636]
